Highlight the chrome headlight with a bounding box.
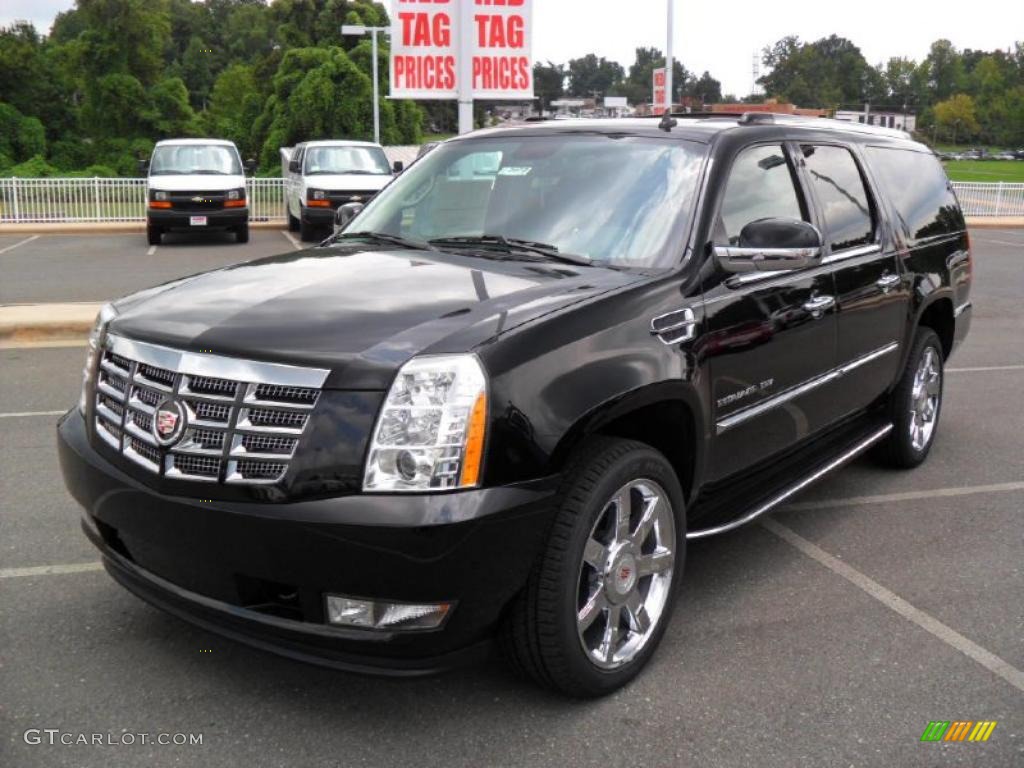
[308,188,327,201]
[78,303,117,413]
[227,188,242,200]
[363,355,487,492]
[152,190,169,202]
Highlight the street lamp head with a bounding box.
[341,25,367,36]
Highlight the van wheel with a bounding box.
[146,226,161,246]
[287,210,300,232]
[299,217,317,242]
[235,224,249,244]
[875,328,944,468]
[500,437,685,697]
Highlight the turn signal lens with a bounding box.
[149,201,172,209]
[325,594,451,631]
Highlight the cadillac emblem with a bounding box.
[153,398,187,446]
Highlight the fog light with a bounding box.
[325,595,451,631]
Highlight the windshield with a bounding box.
[150,144,242,175]
[347,135,706,268]
[304,146,391,175]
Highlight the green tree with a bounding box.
[532,61,565,112]
[933,93,980,143]
[925,40,967,102]
[567,54,624,99]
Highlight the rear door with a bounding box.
[703,142,839,481]
[797,143,906,414]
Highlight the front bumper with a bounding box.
[57,411,558,674]
[147,207,249,231]
[301,205,337,226]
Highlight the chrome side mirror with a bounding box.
[333,202,364,235]
[714,218,823,273]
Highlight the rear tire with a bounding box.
[235,224,249,244]
[875,328,944,468]
[500,436,685,697]
[146,226,161,246]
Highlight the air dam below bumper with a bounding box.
[57,410,559,674]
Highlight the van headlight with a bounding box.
[363,355,487,492]
[78,303,117,413]
[152,190,169,202]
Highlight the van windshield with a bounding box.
[304,146,391,175]
[347,135,706,268]
[150,145,242,175]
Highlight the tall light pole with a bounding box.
[665,0,674,114]
[341,24,388,144]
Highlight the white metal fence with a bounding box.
[1,178,1022,224]
[0,177,286,224]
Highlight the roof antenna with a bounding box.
[658,113,677,132]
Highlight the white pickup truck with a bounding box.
[281,140,399,241]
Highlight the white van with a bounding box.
[144,139,251,245]
[281,140,398,241]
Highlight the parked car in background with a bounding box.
[143,139,252,246]
[282,140,399,241]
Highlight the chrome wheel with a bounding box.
[909,346,941,452]
[576,479,676,670]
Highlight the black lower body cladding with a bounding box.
[146,207,249,232]
[57,411,558,673]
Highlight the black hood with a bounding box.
[109,246,641,389]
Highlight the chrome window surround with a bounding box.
[716,341,898,434]
[92,334,329,485]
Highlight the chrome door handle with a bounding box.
[802,294,835,318]
[876,273,900,293]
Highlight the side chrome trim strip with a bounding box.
[954,301,972,318]
[686,423,894,540]
[822,243,881,265]
[106,335,329,389]
[716,341,898,434]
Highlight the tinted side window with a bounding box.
[864,146,965,244]
[801,145,874,251]
[718,144,805,245]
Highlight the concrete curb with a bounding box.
[0,303,101,344]
[0,222,286,235]
[964,217,1024,228]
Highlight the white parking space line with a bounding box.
[762,518,1024,694]
[146,245,157,256]
[0,562,103,579]
[948,364,1024,373]
[784,481,1024,512]
[282,231,302,251]
[0,235,40,255]
[0,410,66,418]
[971,236,1023,248]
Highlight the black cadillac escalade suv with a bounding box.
[58,114,972,697]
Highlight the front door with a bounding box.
[798,143,906,415]
[702,142,838,481]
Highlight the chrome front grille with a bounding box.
[92,335,328,486]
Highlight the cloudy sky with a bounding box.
[3,0,1021,96]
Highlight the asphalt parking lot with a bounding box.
[1,229,1022,767]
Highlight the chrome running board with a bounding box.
[686,423,894,540]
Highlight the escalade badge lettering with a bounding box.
[153,399,187,446]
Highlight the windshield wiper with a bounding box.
[428,235,591,266]
[329,231,436,251]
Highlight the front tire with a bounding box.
[235,223,249,244]
[876,327,944,468]
[287,208,300,232]
[500,437,685,697]
[146,225,161,246]
[299,216,317,242]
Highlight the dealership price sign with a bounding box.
[652,67,666,115]
[390,0,534,100]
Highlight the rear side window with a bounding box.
[800,145,874,251]
[863,146,965,244]
[718,144,806,245]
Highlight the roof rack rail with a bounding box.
[735,111,911,139]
